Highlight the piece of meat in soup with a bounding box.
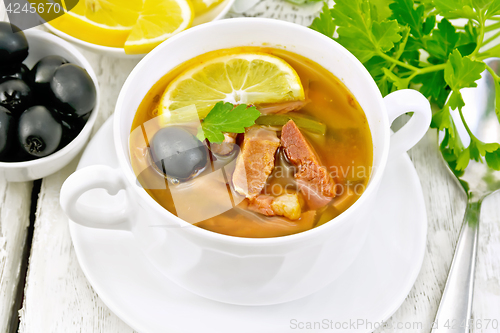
[281,120,336,209]
[232,126,280,198]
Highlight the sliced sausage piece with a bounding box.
[210,132,237,156]
[232,126,280,198]
[281,120,336,209]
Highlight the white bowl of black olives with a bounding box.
[0,23,99,182]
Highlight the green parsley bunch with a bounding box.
[310,0,500,173]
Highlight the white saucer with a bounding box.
[69,116,427,333]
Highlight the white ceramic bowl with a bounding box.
[44,0,236,58]
[0,29,99,182]
[61,19,431,306]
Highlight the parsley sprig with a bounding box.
[196,102,261,143]
[310,0,500,173]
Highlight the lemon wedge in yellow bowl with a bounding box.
[124,0,193,54]
[191,0,225,14]
[49,0,193,54]
[49,0,142,48]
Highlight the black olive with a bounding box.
[18,105,62,158]
[31,55,69,98]
[59,117,85,148]
[51,105,82,123]
[0,106,15,159]
[150,127,208,181]
[50,63,96,117]
[0,64,30,83]
[0,79,32,115]
[0,22,29,66]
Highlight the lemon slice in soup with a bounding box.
[159,53,305,120]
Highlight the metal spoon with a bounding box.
[431,58,500,332]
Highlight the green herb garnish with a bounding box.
[310,0,500,173]
[197,102,261,143]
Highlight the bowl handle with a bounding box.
[60,165,133,231]
[384,89,432,159]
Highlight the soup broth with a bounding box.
[130,47,373,238]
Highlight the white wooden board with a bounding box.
[0,180,32,333]
[0,2,495,332]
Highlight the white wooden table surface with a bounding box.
[0,1,499,332]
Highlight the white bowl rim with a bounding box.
[0,29,100,170]
[114,18,390,245]
[43,0,236,57]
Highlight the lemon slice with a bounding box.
[48,0,192,53]
[160,53,305,120]
[191,0,224,14]
[49,0,143,48]
[124,0,193,54]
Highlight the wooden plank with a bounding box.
[0,7,34,333]
[0,180,32,333]
[472,192,500,332]
[18,39,140,333]
[17,159,136,333]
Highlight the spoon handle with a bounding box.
[431,198,482,333]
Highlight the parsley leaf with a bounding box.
[433,0,478,20]
[390,0,425,42]
[373,21,403,51]
[422,15,436,35]
[400,38,421,65]
[426,19,459,61]
[457,140,500,170]
[456,146,471,170]
[310,2,336,38]
[444,50,486,92]
[454,21,478,57]
[331,0,402,63]
[364,56,394,95]
[486,0,500,17]
[448,90,466,111]
[196,102,260,143]
[413,70,448,107]
[383,67,411,89]
[486,147,500,170]
[371,0,396,21]
[431,107,455,135]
